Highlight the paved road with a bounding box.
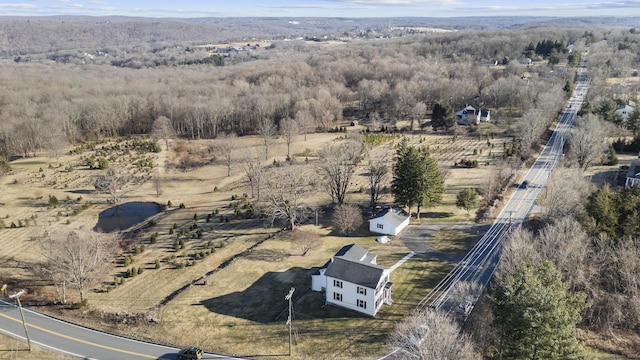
[379,57,590,360]
[420,64,589,318]
[0,300,243,360]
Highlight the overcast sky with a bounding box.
[2,0,640,18]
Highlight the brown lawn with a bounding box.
[0,126,512,359]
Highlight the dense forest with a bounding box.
[5,18,635,160]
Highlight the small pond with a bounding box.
[95,202,165,233]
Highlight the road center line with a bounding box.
[0,312,157,359]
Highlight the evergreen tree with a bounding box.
[431,102,455,131]
[456,188,479,215]
[625,108,640,137]
[617,186,640,237]
[493,261,587,360]
[392,140,424,217]
[417,147,444,217]
[392,140,444,218]
[563,80,573,94]
[585,185,619,237]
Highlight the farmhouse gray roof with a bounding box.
[325,257,386,289]
[628,160,640,179]
[369,208,409,228]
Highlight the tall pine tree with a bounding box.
[493,261,587,360]
[392,140,444,218]
[392,140,424,216]
[417,146,444,217]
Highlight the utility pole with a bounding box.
[507,210,515,227]
[9,290,31,351]
[285,287,295,356]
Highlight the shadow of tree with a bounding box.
[200,267,313,323]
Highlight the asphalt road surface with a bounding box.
[379,57,589,360]
[0,299,243,360]
[420,64,589,318]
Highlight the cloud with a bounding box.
[454,0,640,14]
[265,3,374,10]
[0,3,37,8]
[329,0,459,5]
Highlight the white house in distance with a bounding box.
[369,207,410,236]
[455,105,491,125]
[626,159,640,188]
[311,244,392,317]
[616,102,635,123]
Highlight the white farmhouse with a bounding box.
[311,244,392,317]
[626,159,640,188]
[616,103,635,123]
[455,105,491,125]
[368,208,410,236]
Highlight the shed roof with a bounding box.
[369,208,409,228]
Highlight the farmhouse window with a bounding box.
[357,286,366,295]
[377,223,384,229]
[334,280,343,288]
[357,299,367,308]
[334,292,343,302]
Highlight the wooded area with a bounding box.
[2,16,640,359]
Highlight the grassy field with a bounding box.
[0,123,526,359]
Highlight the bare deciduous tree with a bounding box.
[318,139,362,204]
[293,230,322,256]
[151,116,176,151]
[257,117,277,160]
[153,171,162,197]
[331,203,363,235]
[215,132,237,177]
[516,108,545,157]
[367,155,390,212]
[540,167,592,223]
[280,117,298,158]
[264,164,309,230]
[568,113,608,170]
[241,148,264,201]
[40,228,117,303]
[388,308,479,360]
[294,107,313,141]
[94,167,130,203]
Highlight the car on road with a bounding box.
[457,299,474,316]
[520,180,529,189]
[178,346,203,360]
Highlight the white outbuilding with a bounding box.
[368,208,410,236]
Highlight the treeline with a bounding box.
[0,25,602,159]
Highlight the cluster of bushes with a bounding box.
[455,158,479,168]
[362,132,399,146]
[0,156,11,175]
[125,267,144,278]
[231,200,255,219]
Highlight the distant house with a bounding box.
[368,208,410,236]
[311,244,392,317]
[455,105,490,125]
[616,103,635,123]
[626,159,640,188]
